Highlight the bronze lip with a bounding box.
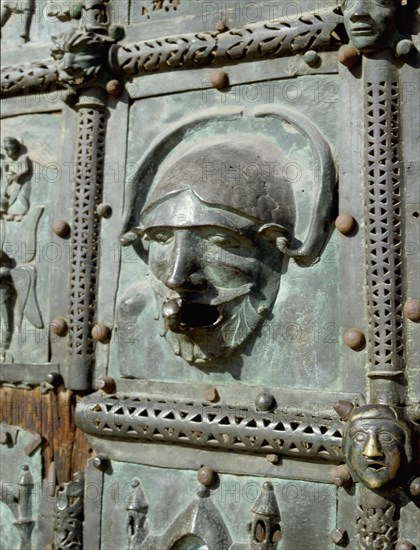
[350,24,373,33]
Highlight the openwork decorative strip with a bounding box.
[0,60,61,97]
[363,61,404,398]
[76,395,344,461]
[111,11,341,76]
[68,94,107,389]
[357,487,399,549]
[1,9,341,99]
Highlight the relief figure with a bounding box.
[1,137,32,222]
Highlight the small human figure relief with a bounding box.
[0,0,35,43]
[0,205,44,363]
[0,137,32,222]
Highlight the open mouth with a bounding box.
[179,301,222,329]
[351,25,373,34]
[366,464,385,471]
[162,298,222,331]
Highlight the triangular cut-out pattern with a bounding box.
[69,107,107,361]
[81,397,343,460]
[364,79,404,373]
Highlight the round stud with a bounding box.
[303,50,321,68]
[255,392,276,412]
[337,45,360,68]
[396,39,413,57]
[52,220,70,238]
[210,70,229,90]
[335,214,356,235]
[409,477,420,496]
[395,541,415,550]
[106,79,123,97]
[331,529,347,545]
[93,454,109,471]
[91,323,112,343]
[204,386,219,403]
[343,328,366,351]
[197,465,217,487]
[50,317,68,337]
[266,453,280,464]
[215,20,227,32]
[97,376,116,394]
[97,203,112,218]
[109,24,125,41]
[403,299,420,322]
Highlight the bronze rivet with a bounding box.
[210,70,229,90]
[335,214,356,235]
[403,299,420,322]
[93,453,109,471]
[204,386,219,403]
[333,464,352,488]
[91,323,112,343]
[106,79,123,97]
[337,45,360,67]
[344,328,366,351]
[255,392,276,412]
[50,317,68,337]
[215,20,227,32]
[266,453,280,464]
[0,431,11,445]
[197,465,217,487]
[52,220,70,238]
[331,529,347,545]
[409,477,420,496]
[303,50,320,68]
[97,376,116,394]
[395,541,415,550]
[97,203,112,218]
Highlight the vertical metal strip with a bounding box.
[67,88,108,390]
[363,55,404,406]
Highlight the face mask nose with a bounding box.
[350,1,370,20]
[362,434,384,458]
[164,231,207,292]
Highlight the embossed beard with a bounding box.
[149,275,265,365]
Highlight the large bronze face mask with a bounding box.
[343,405,411,490]
[341,0,397,53]
[136,135,296,365]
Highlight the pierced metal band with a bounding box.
[67,90,108,390]
[1,9,341,99]
[110,11,341,77]
[76,395,344,461]
[363,57,404,403]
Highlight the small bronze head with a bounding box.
[340,0,399,53]
[343,405,412,490]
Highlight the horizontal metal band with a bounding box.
[0,363,61,384]
[76,394,344,462]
